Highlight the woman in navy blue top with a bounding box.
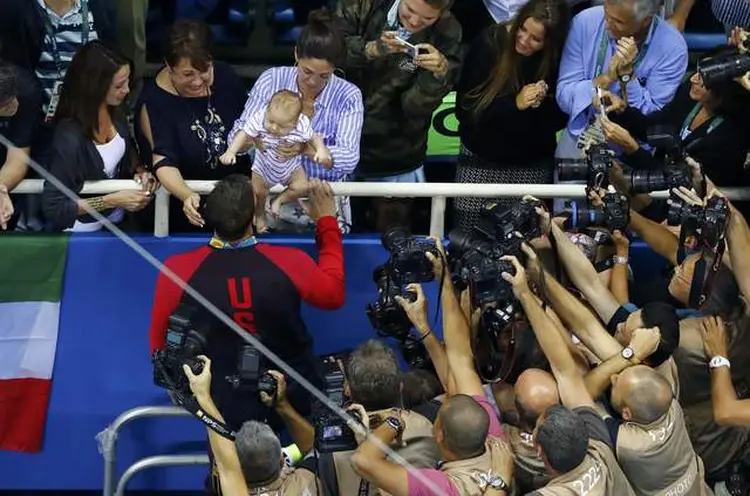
[135,19,248,233]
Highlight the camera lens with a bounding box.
[381,227,407,252]
[629,169,666,194]
[699,52,750,88]
[557,160,589,182]
[564,202,603,229]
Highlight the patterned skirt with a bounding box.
[453,145,554,232]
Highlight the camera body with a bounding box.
[314,358,357,453]
[381,228,440,284]
[627,128,693,194]
[566,190,630,232]
[475,200,543,244]
[365,266,432,370]
[557,143,614,189]
[226,344,278,402]
[153,304,211,394]
[668,195,730,246]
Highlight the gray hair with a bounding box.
[0,61,16,104]
[607,0,661,21]
[235,421,282,484]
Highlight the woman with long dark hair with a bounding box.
[42,41,154,232]
[455,0,571,231]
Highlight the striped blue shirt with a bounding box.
[35,0,98,108]
[229,66,364,182]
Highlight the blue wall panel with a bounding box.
[0,235,665,490]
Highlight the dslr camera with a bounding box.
[557,143,615,189]
[564,189,630,232]
[225,343,278,403]
[152,303,211,395]
[668,194,730,246]
[625,127,693,194]
[448,200,537,307]
[313,356,358,453]
[365,266,432,371]
[381,228,440,285]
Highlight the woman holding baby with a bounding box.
[227,9,364,234]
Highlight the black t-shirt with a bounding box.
[0,65,41,164]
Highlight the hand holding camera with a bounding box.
[345,403,370,446]
[395,283,430,335]
[500,256,527,299]
[259,370,284,408]
[183,355,212,401]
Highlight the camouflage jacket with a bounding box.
[335,0,463,177]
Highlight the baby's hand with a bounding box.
[253,137,266,153]
[314,148,333,169]
[219,151,236,165]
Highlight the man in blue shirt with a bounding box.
[555,0,688,160]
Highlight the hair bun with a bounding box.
[307,8,334,26]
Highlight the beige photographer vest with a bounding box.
[535,440,636,496]
[616,399,711,496]
[439,442,498,495]
[505,424,552,492]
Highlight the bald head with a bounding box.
[439,394,490,458]
[514,369,560,428]
[617,366,673,424]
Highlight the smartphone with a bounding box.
[395,36,427,57]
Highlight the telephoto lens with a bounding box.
[698,52,750,88]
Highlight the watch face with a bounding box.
[621,74,631,82]
[622,347,634,359]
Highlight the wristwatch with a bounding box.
[384,416,405,437]
[619,72,632,83]
[709,356,731,369]
[488,475,508,490]
[622,346,640,364]
[613,255,629,265]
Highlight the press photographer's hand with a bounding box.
[396,283,430,334]
[629,327,661,362]
[183,355,212,400]
[345,404,370,446]
[260,370,287,407]
[426,236,447,281]
[500,255,529,298]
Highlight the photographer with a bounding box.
[501,256,637,495]
[181,356,319,495]
[597,48,750,189]
[730,27,750,92]
[351,243,514,495]
[335,0,462,232]
[149,177,344,487]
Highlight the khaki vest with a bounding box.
[616,399,712,496]
[674,309,750,474]
[331,409,440,496]
[535,440,636,496]
[440,442,496,496]
[247,466,318,496]
[505,424,552,493]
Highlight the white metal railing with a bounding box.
[13,179,750,238]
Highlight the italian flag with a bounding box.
[0,235,68,453]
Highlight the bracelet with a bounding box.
[86,196,106,211]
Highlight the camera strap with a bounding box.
[152,356,237,441]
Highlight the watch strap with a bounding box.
[709,356,731,369]
[613,255,629,265]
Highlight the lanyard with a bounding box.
[680,102,724,140]
[208,236,258,250]
[43,0,90,78]
[593,17,658,78]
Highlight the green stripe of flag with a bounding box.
[0,235,68,302]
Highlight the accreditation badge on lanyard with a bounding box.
[44,0,91,123]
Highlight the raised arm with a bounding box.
[503,256,594,409]
[628,208,679,265]
[262,371,315,454]
[550,221,622,325]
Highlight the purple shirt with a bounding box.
[556,6,688,137]
[229,66,364,181]
[407,395,506,495]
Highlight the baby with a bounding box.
[221,90,332,233]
